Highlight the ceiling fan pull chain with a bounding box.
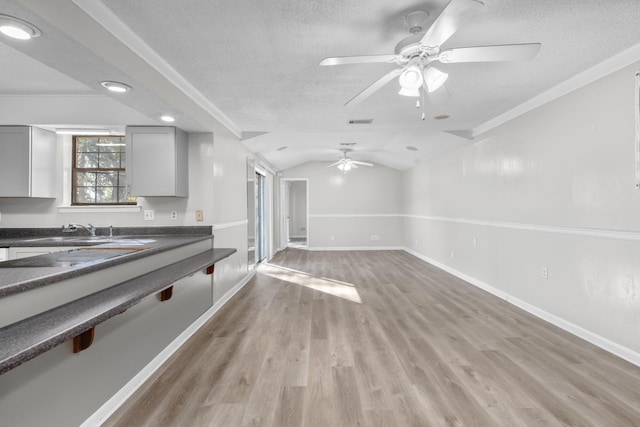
[421,86,426,120]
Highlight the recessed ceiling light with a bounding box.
[434,114,450,120]
[0,15,41,40]
[276,146,288,151]
[101,81,132,93]
[160,115,175,123]
[406,146,418,151]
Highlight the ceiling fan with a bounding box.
[320,0,541,106]
[326,149,373,173]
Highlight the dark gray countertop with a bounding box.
[0,226,212,244]
[0,234,214,297]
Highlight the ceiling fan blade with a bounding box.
[320,55,399,66]
[439,43,541,63]
[419,0,484,49]
[345,68,403,106]
[326,160,343,168]
[352,160,374,167]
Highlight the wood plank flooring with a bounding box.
[103,249,640,426]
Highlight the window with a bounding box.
[72,135,136,205]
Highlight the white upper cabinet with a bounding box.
[125,126,188,197]
[0,126,56,198]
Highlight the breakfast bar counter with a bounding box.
[0,227,236,375]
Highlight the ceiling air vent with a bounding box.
[348,119,373,125]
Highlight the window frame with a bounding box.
[71,135,136,206]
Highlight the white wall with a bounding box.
[281,162,403,249]
[402,60,640,365]
[212,128,254,297]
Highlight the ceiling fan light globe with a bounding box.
[424,67,448,93]
[398,87,420,97]
[399,65,423,90]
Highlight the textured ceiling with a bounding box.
[2,0,640,170]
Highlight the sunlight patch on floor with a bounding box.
[258,263,362,303]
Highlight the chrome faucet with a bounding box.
[61,223,96,237]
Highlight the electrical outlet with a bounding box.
[330,235,335,241]
[450,251,455,259]
[370,234,380,241]
[195,210,203,221]
[170,211,178,220]
[143,210,155,221]
[541,267,548,279]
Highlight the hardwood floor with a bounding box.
[104,249,640,426]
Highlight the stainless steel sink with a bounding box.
[0,248,139,267]
[23,237,71,242]
[23,236,120,244]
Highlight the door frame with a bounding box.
[280,178,309,249]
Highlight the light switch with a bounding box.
[195,210,203,221]
[144,210,155,221]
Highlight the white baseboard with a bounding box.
[403,248,640,368]
[81,270,256,427]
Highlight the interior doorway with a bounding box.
[282,179,308,249]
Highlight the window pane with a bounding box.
[98,137,124,152]
[99,152,121,168]
[77,153,98,168]
[75,187,95,203]
[76,137,98,152]
[96,172,117,187]
[72,135,133,205]
[96,186,115,203]
[74,171,96,186]
[118,187,128,202]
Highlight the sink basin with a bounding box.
[23,237,70,242]
[19,236,156,248]
[0,248,139,267]
[23,236,119,244]
[73,237,119,243]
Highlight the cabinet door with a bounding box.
[0,126,30,196]
[126,127,187,197]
